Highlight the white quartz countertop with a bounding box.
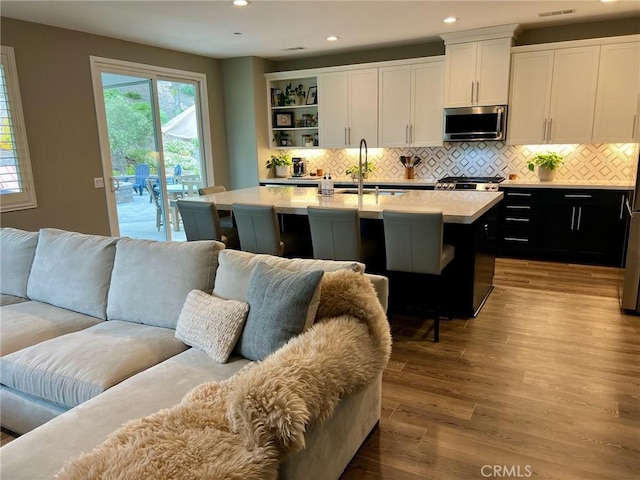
[260,177,635,190]
[195,186,503,224]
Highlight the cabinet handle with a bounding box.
[564,194,592,199]
[620,194,625,220]
[504,237,529,243]
[344,127,347,146]
[570,206,576,230]
[470,81,474,104]
[476,81,479,105]
[577,206,582,230]
[406,124,409,145]
[633,115,637,139]
[507,192,531,197]
[547,118,553,142]
[542,119,547,142]
[506,217,530,222]
[409,124,413,145]
[506,205,530,210]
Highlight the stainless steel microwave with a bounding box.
[443,105,507,142]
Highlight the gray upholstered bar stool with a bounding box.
[198,185,233,229]
[382,209,455,342]
[176,200,239,248]
[232,203,305,256]
[307,206,378,264]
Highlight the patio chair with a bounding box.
[132,164,150,196]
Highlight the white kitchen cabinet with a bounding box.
[318,68,378,148]
[379,60,444,147]
[508,46,600,145]
[507,50,554,145]
[592,42,640,143]
[444,37,512,107]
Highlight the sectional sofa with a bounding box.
[0,227,391,479]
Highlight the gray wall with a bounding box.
[274,16,640,72]
[221,57,276,189]
[0,18,227,235]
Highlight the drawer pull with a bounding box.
[564,194,592,199]
[504,237,529,243]
[506,217,529,222]
[506,192,531,197]
[506,205,530,210]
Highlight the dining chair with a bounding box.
[146,178,163,231]
[306,206,378,265]
[198,185,233,229]
[176,200,239,248]
[232,203,305,256]
[382,210,455,342]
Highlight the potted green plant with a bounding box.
[346,163,375,181]
[284,83,306,105]
[266,153,293,178]
[527,152,563,181]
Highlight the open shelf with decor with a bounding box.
[266,74,318,149]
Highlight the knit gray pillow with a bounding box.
[176,290,249,363]
[237,262,324,361]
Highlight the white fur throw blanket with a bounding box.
[56,270,392,480]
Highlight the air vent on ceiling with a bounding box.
[281,47,307,51]
[538,9,576,17]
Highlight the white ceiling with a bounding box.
[2,1,638,60]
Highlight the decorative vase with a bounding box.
[275,165,290,178]
[537,166,556,181]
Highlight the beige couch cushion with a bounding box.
[0,321,187,409]
[26,229,118,320]
[213,249,364,302]
[0,227,38,299]
[0,301,103,357]
[107,238,224,329]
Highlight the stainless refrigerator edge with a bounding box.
[622,154,640,315]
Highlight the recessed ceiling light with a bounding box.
[327,35,340,42]
[232,0,249,6]
[443,17,458,24]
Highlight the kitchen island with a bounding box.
[196,186,503,317]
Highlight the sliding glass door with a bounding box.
[91,58,212,240]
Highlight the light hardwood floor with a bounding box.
[342,258,639,479]
[2,259,638,479]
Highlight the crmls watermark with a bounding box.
[481,465,533,478]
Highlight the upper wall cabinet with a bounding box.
[378,59,445,147]
[508,36,640,145]
[318,68,378,148]
[508,46,600,145]
[443,38,512,107]
[592,42,640,143]
[440,25,518,108]
[266,75,318,149]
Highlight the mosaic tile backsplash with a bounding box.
[284,143,638,181]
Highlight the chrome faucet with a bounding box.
[358,138,367,197]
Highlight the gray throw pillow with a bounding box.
[237,262,324,361]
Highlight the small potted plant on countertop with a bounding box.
[346,163,375,181]
[266,153,293,178]
[527,151,564,181]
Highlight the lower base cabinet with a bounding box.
[497,188,630,266]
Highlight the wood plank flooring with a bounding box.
[2,259,638,479]
[341,258,639,480]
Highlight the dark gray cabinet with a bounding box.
[498,187,630,266]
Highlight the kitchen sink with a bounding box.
[336,188,407,196]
